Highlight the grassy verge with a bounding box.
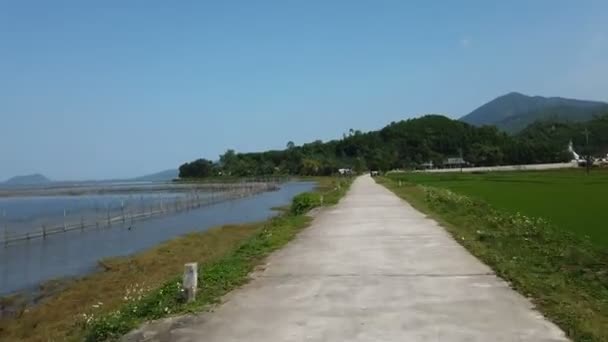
[0,177,351,342]
[377,176,608,342]
[384,169,608,246]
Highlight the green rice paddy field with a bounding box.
[388,169,608,247]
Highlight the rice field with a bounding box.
[387,169,608,247]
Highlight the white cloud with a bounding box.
[459,37,472,48]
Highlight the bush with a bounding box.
[290,193,321,215]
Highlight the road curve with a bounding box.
[124,175,568,342]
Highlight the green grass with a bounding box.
[377,174,608,342]
[81,177,351,341]
[387,169,608,246]
[0,177,352,342]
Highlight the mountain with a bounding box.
[460,92,608,133]
[2,173,52,185]
[131,169,178,182]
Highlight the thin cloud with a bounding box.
[459,37,472,48]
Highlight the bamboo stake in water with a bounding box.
[3,209,8,246]
[121,200,125,223]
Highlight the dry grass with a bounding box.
[0,223,261,342]
[0,176,353,341]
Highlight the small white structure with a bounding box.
[338,168,353,175]
[419,161,434,170]
[443,157,468,169]
[568,140,582,162]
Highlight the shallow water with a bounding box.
[0,191,191,234]
[0,181,314,295]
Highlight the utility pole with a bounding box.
[459,148,464,173]
[584,128,591,175]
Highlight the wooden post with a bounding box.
[121,201,125,223]
[42,224,47,239]
[183,262,198,302]
[2,210,7,246]
[63,208,67,231]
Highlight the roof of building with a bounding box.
[444,157,466,165]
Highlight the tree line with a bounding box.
[178,114,608,178]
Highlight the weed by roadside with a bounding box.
[378,177,608,342]
[82,177,352,341]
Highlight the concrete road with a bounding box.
[419,162,577,173]
[124,175,568,342]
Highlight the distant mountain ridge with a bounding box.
[460,92,608,133]
[1,169,177,187]
[130,169,178,182]
[2,173,52,185]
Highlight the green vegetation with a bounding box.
[0,177,351,342]
[0,224,260,342]
[378,174,608,341]
[178,158,215,178]
[178,114,608,179]
[519,116,608,159]
[290,192,321,215]
[386,169,608,246]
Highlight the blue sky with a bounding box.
[1,1,607,180]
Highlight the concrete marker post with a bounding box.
[183,262,198,302]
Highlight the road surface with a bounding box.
[418,162,577,173]
[124,175,568,342]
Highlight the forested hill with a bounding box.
[178,114,608,178]
[517,115,608,157]
[461,92,608,133]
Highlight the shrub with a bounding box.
[290,193,321,215]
